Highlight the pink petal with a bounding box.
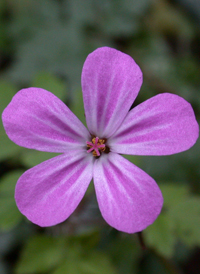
[93,152,163,233]
[81,47,142,138]
[2,88,90,152]
[15,150,94,226]
[110,93,199,155]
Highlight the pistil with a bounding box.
[87,137,106,157]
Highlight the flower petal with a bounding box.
[110,93,199,155]
[93,152,163,233]
[2,88,90,152]
[81,47,142,138]
[15,151,94,226]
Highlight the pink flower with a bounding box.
[2,47,199,233]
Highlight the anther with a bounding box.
[87,137,106,157]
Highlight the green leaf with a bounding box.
[159,183,189,209]
[52,260,80,274]
[96,0,150,36]
[0,80,17,117]
[7,22,85,92]
[144,214,176,258]
[122,154,142,169]
[31,71,67,100]
[0,125,21,161]
[80,252,117,274]
[0,80,22,160]
[21,150,60,168]
[71,89,86,126]
[170,197,200,247]
[145,184,200,254]
[15,235,66,274]
[144,183,190,257]
[108,234,141,274]
[53,249,116,274]
[0,170,24,231]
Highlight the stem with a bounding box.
[137,231,146,250]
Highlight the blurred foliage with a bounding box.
[0,0,200,273]
[31,71,67,101]
[0,80,23,161]
[144,184,200,257]
[0,170,24,231]
[15,233,117,274]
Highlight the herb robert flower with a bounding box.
[2,47,199,233]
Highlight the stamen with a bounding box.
[87,137,106,157]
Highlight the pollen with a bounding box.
[86,137,106,157]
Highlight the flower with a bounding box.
[2,47,199,233]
